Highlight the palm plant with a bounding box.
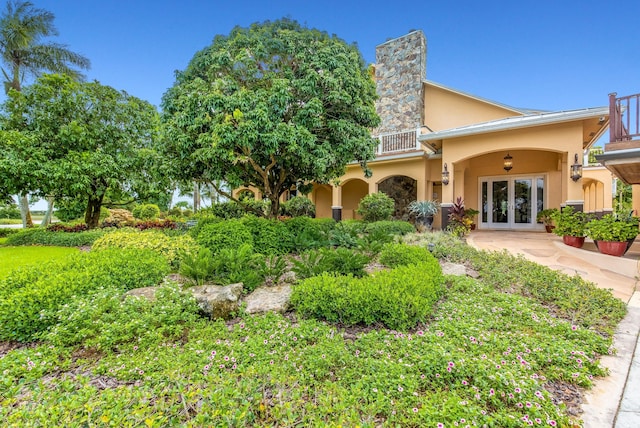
[0,1,90,227]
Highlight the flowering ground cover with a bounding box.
[0,233,626,427]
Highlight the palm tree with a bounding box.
[0,1,90,227]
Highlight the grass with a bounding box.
[0,245,80,278]
[0,219,21,225]
[0,231,628,426]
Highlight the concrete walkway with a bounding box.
[467,231,640,428]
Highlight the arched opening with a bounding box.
[313,185,333,219]
[342,179,368,219]
[378,175,417,220]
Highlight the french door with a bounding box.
[479,176,546,230]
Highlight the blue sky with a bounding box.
[26,0,639,114]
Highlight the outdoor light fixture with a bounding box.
[571,153,583,182]
[503,153,513,172]
[442,163,450,185]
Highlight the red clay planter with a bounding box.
[562,236,585,248]
[595,240,628,257]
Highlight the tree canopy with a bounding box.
[161,18,380,217]
[0,74,166,227]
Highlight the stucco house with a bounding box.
[309,30,614,230]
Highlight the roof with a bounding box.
[424,80,545,116]
[418,106,609,142]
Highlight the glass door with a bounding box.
[479,176,545,230]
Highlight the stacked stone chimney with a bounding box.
[374,30,426,135]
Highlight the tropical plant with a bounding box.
[0,0,90,227]
[447,197,472,236]
[408,199,440,230]
[586,213,639,242]
[162,18,380,218]
[280,196,316,218]
[551,206,588,237]
[536,208,559,226]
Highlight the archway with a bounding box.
[342,179,368,219]
[313,185,333,219]
[378,175,417,220]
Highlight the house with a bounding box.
[310,30,614,230]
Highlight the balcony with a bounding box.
[374,129,424,156]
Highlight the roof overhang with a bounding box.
[596,148,640,185]
[418,106,609,143]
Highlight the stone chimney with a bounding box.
[374,30,426,135]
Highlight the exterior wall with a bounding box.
[582,166,614,214]
[424,83,522,131]
[375,31,426,134]
[312,185,333,218]
[341,179,368,219]
[440,122,585,208]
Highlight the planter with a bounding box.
[562,236,585,248]
[470,223,476,231]
[594,240,628,257]
[545,225,555,233]
[417,215,434,230]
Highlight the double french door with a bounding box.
[479,176,546,230]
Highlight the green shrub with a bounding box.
[53,197,87,222]
[44,283,200,351]
[329,221,360,248]
[365,220,415,236]
[179,247,217,286]
[92,229,197,268]
[0,248,169,342]
[211,244,265,292]
[0,203,21,219]
[356,192,394,222]
[103,208,135,227]
[292,261,444,330]
[5,228,109,247]
[196,219,253,255]
[292,247,370,279]
[280,196,316,218]
[241,215,292,255]
[188,215,222,239]
[379,243,435,268]
[0,228,19,238]
[132,203,161,220]
[283,217,332,252]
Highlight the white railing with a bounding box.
[375,129,421,155]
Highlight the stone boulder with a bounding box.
[440,261,479,278]
[124,286,158,301]
[190,283,243,320]
[244,284,292,315]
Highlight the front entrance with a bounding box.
[479,175,546,230]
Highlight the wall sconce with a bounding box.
[570,153,583,182]
[503,153,513,172]
[442,163,450,185]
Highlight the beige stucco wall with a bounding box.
[582,166,614,213]
[424,83,522,131]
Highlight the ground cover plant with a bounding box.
[0,225,628,426]
[0,245,79,278]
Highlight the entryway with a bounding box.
[478,175,546,230]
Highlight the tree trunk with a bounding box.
[193,182,200,212]
[18,193,33,228]
[84,196,103,229]
[40,196,55,227]
[268,195,281,219]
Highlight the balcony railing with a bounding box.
[375,129,421,155]
[610,92,640,142]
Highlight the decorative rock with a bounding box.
[124,286,158,301]
[244,285,292,315]
[440,261,468,277]
[189,283,243,320]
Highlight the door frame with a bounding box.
[478,174,547,231]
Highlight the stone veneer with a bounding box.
[374,30,426,135]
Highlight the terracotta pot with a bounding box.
[595,240,628,257]
[545,225,556,233]
[562,236,585,248]
[470,223,476,231]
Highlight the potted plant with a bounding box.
[586,213,639,256]
[464,208,480,230]
[408,200,440,231]
[551,206,588,248]
[536,208,559,233]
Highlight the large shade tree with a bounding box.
[0,74,166,228]
[161,19,380,218]
[0,0,90,227]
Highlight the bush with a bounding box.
[53,198,87,222]
[0,248,169,342]
[103,208,135,227]
[0,228,19,238]
[379,243,435,268]
[44,283,200,351]
[292,260,445,330]
[0,203,21,219]
[356,192,395,222]
[92,229,198,268]
[211,244,265,292]
[132,203,161,220]
[280,196,316,218]
[5,228,109,247]
[179,247,216,286]
[365,220,415,236]
[196,219,253,255]
[241,215,292,255]
[188,215,222,239]
[292,247,370,279]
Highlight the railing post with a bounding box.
[377,136,382,155]
[609,92,618,143]
[415,127,420,150]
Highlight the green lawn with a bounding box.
[0,246,80,278]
